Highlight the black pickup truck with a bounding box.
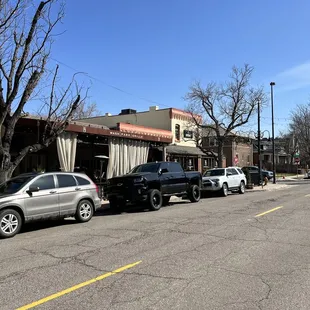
[106,161,202,212]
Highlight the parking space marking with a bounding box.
[305,194,310,197]
[255,206,283,217]
[16,260,142,310]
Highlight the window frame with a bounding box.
[168,162,183,173]
[75,175,91,186]
[227,168,238,176]
[30,175,56,191]
[56,174,77,188]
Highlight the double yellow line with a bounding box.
[17,260,142,310]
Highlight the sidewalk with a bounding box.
[276,174,308,181]
[247,183,292,192]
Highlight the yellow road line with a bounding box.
[255,206,283,217]
[16,260,142,310]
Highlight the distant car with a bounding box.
[0,172,101,238]
[202,167,247,197]
[242,166,274,180]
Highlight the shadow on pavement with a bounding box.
[94,200,191,217]
[21,218,78,234]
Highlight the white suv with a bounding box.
[202,167,247,197]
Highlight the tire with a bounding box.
[148,189,162,211]
[75,200,94,223]
[162,196,170,206]
[239,181,245,194]
[221,183,228,197]
[188,184,201,203]
[0,209,22,238]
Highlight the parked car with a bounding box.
[0,172,101,238]
[242,166,274,180]
[106,161,202,212]
[202,167,247,197]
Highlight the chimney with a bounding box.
[149,106,159,111]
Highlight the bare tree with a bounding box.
[289,103,310,164]
[72,101,101,119]
[277,131,298,165]
[185,64,265,167]
[0,0,83,182]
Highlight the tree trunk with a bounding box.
[0,149,13,183]
[0,168,13,184]
[0,147,28,183]
[217,140,224,168]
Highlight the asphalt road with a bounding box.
[1,183,310,310]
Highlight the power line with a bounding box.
[49,57,295,125]
[50,57,172,108]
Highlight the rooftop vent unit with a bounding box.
[119,109,137,115]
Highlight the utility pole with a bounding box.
[270,82,276,184]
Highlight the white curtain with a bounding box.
[56,132,78,172]
[107,137,149,179]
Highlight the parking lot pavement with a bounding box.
[2,184,310,309]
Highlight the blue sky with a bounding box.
[42,0,310,135]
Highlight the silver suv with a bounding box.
[0,172,101,238]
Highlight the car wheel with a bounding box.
[221,183,228,197]
[148,189,162,211]
[239,181,245,194]
[75,200,94,223]
[0,209,22,238]
[162,196,170,206]
[188,184,201,202]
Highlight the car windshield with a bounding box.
[129,163,160,174]
[0,176,34,195]
[204,169,225,177]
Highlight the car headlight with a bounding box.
[133,177,144,183]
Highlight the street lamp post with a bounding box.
[257,100,262,185]
[270,82,276,184]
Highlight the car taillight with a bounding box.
[95,184,99,194]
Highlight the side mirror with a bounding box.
[159,168,168,175]
[28,186,40,193]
